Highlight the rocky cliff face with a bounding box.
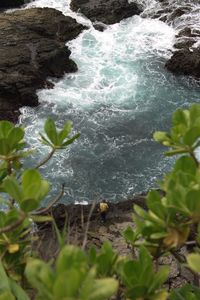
[0,8,86,122]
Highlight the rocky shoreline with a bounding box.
[0,7,86,122]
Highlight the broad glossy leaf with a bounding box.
[174,156,196,175]
[56,245,87,273]
[8,128,24,149]
[0,139,10,155]
[20,198,39,212]
[0,121,13,138]
[39,134,53,147]
[37,180,50,201]
[89,278,118,300]
[172,109,189,127]
[187,253,200,273]
[149,266,169,292]
[123,226,137,244]
[58,121,72,144]
[44,118,58,145]
[61,133,80,147]
[53,270,82,298]
[190,104,200,123]
[0,291,15,300]
[9,279,30,300]
[183,127,200,146]
[3,177,22,203]
[153,131,169,143]
[22,169,41,192]
[0,260,10,291]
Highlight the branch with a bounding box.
[31,184,65,215]
[35,148,55,169]
[0,212,26,234]
[82,202,96,250]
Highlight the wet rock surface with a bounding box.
[70,0,142,25]
[0,7,86,122]
[143,0,200,79]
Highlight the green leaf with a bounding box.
[25,259,54,293]
[3,177,23,203]
[183,127,200,146]
[153,131,169,144]
[149,266,169,292]
[56,245,87,274]
[186,190,200,213]
[9,279,30,300]
[39,133,53,147]
[0,291,15,300]
[172,109,189,127]
[20,198,39,212]
[187,253,200,273]
[22,169,49,202]
[89,278,118,300]
[134,204,147,218]
[38,180,50,201]
[8,128,24,149]
[44,118,58,145]
[0,260,10,292]
[22,169,41,192]
[147,190,165,219]
[58,121,72,144]
[61,133,80,147]
[123,226,137,244]
[0,121,13,138]
[0,139,10,155]
[53,270,82,298]
[190,104,200,124]
[174,156,196,175]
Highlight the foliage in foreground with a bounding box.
[1,105,200,299]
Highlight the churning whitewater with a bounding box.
[19,0,200,204]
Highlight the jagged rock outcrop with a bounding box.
[70,0,142,25]
[143,0,200,79]
[0,8,86,121]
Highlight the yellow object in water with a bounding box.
[100,202,109,212]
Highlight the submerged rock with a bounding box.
[0,8,86,121]
[70,0,142,25]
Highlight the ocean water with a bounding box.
[19,0,200,204]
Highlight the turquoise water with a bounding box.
[20,1,200,203]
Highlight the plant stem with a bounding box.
[35,148,55,169]
[31,183,65,215]
[0,212,26,234]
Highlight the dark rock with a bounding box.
[0,8,86,122]
[165,48,200,78]
[0,0,26,9]
[70,0,142,25]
